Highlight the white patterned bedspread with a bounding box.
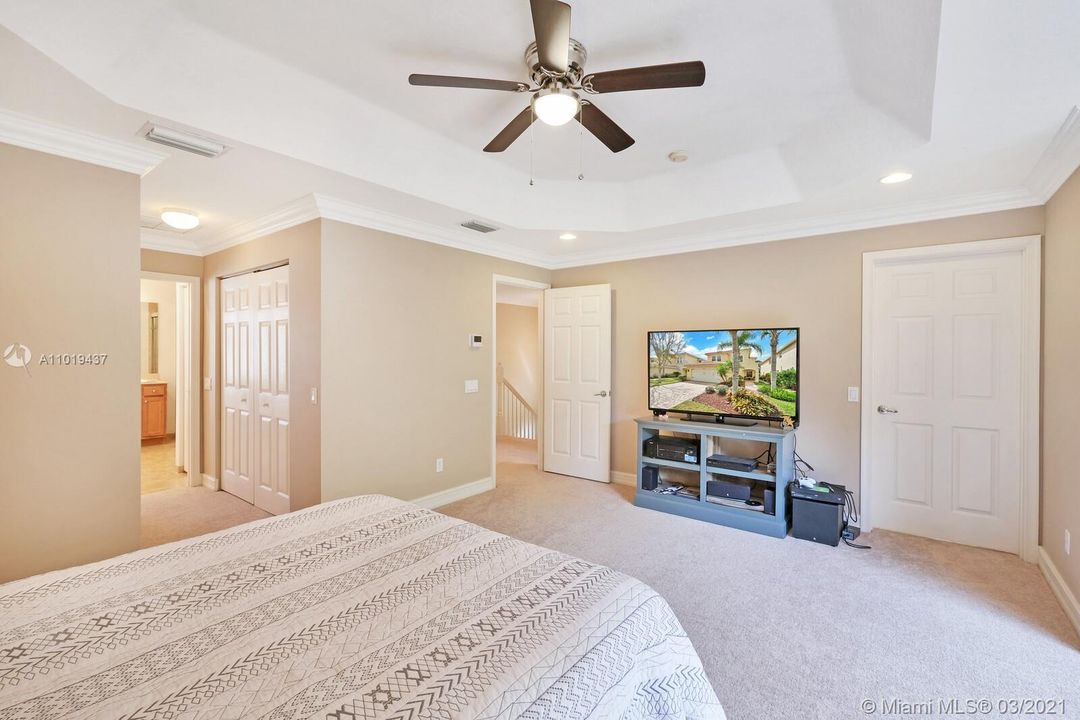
[0,495,722,719]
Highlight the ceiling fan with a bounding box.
[408,0,706,154]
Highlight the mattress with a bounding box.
[0,495,722,719]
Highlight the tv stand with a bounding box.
[635,416,795,538]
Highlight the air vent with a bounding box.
[460,220,499,234]
[139,122,227,158]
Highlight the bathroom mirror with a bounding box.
[143,301,159,375]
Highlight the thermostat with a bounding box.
[469,334,484,348]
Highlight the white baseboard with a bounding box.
[202,474,220,491]
[411,477,494,510]
[610,471,636,487]
[1038,546,1080,639]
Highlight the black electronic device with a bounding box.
[706,478,751,502]
[641,465,660,491]
[706,454,758,472]
[644,436,699,464]
[763,487,776,516]
[791,482,846,546]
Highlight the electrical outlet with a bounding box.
[464,379,479,394]
[847,386,859,402]
[1066,529,1071,556]
[435,458,444,473]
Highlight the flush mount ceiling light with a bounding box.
[880,171,913,184]
[559,232,577,241]
[160,208,200,231]
[533,87,581,126]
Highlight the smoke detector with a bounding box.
[667,150,689,163]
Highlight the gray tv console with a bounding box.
[635,415,796,538]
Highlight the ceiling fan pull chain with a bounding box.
[577,103,584,181]
[529,103,536,187]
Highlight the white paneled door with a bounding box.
[543,285,612,482]
[867,248,1026,553]
[221,266,291,514]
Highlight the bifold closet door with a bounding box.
[220,266,291,514]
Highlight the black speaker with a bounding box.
[763,487,776,515]
[641,465,660,491]
[792,492,844,546]
[706,478,751,502]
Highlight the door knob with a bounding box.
[594,390,610,397]
[877,405,898,414]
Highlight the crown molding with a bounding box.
[1024,105,1080,202]
[197,195,321,256]
[0,107,167,176]
[312,194,552,268]
[139,229,203,256]
[153,184,1043,268]
[547,186,1043,268]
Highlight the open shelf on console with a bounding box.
[642,456,701,472]
[705,466,776,482]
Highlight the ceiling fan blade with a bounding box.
[577,101,635,153]
[483,107,536,152]
[530,0,571,74]
[409,74,528,92]
[581,61,706,94]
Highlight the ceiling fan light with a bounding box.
[533,88,580,126]
[160,208,200,230]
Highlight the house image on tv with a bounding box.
[649,351,705,378]
[758,337,798,377]
[681,347,762,383]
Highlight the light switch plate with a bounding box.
[464,379,479,394]
[435,458,444,473]
[203,377,213,391]
[847,386,860,402]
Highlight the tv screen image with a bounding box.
[648,328,799,424]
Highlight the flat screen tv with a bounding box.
[648,328,799,426]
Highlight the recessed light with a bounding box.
[559,232,577,241]
[668,151,689,163]
[880,171,912,185]
[160,208,200,230]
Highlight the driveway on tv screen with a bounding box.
[649,381,713,409]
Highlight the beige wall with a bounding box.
[1042,167,1080,599]
[496,303,540,409]
[320,220,550,504]
[141,248,203,277]
[553,207,1045,502]
[201,220,322,511]
[0,143,141,582]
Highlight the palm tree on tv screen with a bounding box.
[718,331,763,390]
[756,329,782,390]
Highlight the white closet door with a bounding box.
[221,274,254,503]
[252,266,291,515]
[220,266,291,514]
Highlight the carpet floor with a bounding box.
[140,485,270,548]
[438,439,1080,720]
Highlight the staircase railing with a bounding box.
[497,378,537,440]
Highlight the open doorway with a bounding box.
[493,275,547,482]
[139,273,200,495]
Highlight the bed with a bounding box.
[0,495,722,719]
